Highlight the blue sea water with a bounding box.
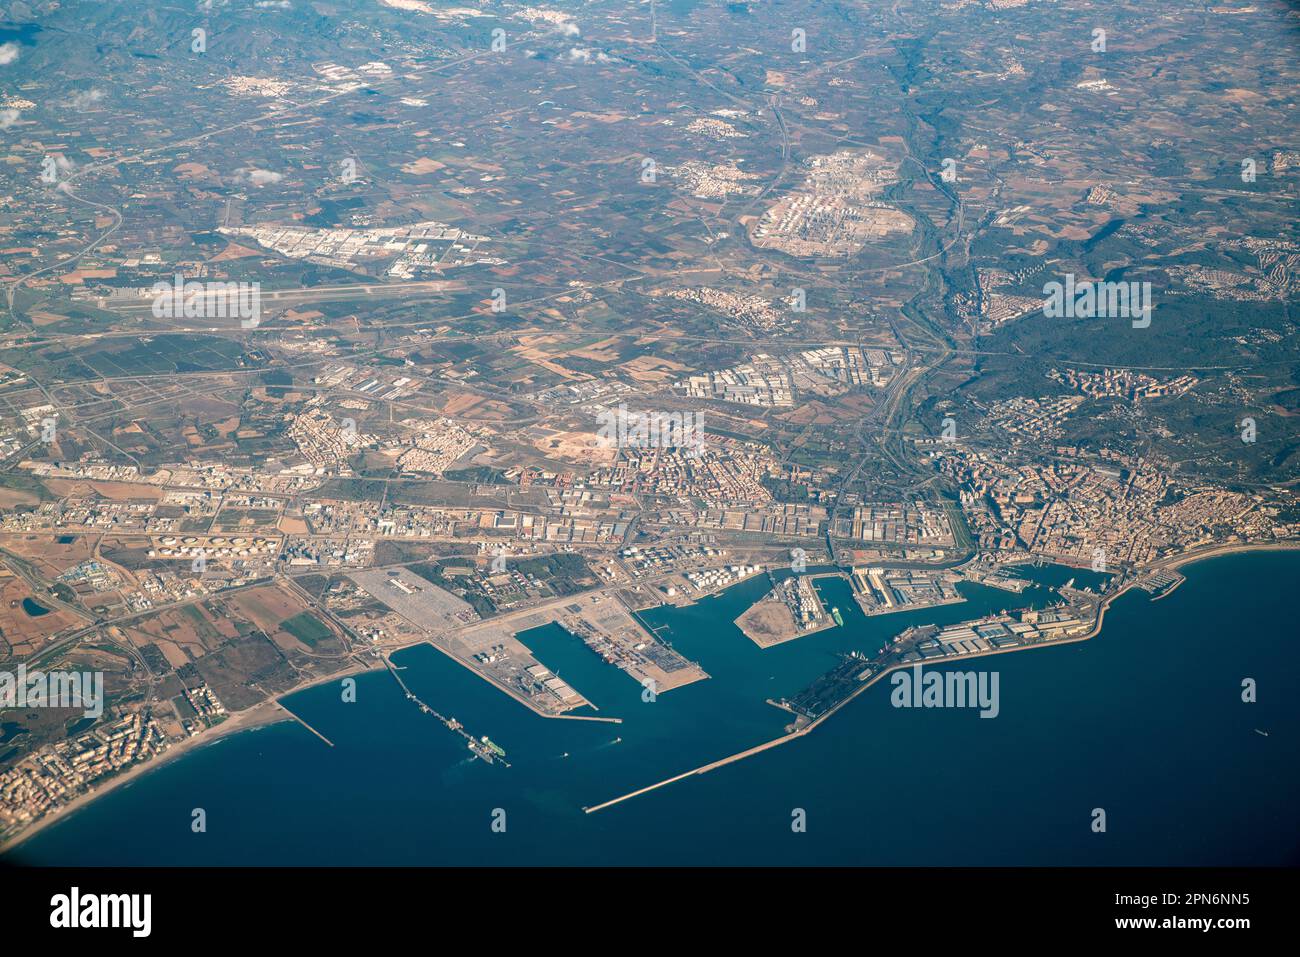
[9,552,1298,865]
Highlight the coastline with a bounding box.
[0,697,284,856]
[584,541,1300,813]
[7,541,1299,846]
[0,657,373,856]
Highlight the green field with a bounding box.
[278,612,333,647]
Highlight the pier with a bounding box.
[276,703,335,747]
[381,655,511,767]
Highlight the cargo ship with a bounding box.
[831,606,844,627]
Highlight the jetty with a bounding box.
[382,655,511,767]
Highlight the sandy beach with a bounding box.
[0,657,374,856]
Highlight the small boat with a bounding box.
[1254,729,1270,737]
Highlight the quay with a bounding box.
[586,602,1106,814]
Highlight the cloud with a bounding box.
[558,22,580,38]
[44,155,75,180]
[255,0,292,7]
[245,168,283,186]
[0,43,20,66]
[0,108,19,131]
[67,89,105,110]
[563,47,610,64]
